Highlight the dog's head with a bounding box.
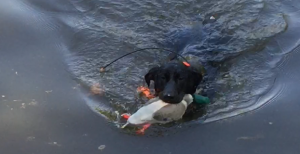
[145,62,202,104]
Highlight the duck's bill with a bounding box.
[121,122,129,129]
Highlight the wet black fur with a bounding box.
[144,62,203,104]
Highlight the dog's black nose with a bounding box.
[163,93,175,100]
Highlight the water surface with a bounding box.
[1,0,300,153]
[61,0,292,125]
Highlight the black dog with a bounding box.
[144,62,203,104]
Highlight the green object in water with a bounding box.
[192,94,210,104]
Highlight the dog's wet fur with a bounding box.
[145,62,203,104]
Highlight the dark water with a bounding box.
[63,0,289,124]
[1,0,300,153]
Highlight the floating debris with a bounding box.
[90,83,104,95]
[26,136,35,141]
[210,16,216,20]
[98,145,106,151]
[20,103,26,109]
[48,141,61,146]
[45,90,52,93]
[115,111,121,128]
[28,99,38,106]
[237,135,264,141]
[95,108,117,121]
[15,72,18,75]
[2,95,5,98]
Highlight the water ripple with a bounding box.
[50,0,300,128]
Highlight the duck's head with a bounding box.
[183,94,194,105]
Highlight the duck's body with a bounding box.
[123,94,194,128]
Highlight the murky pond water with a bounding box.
[2,0,300,153]
[61,0,295,125]
[21,0,300,133]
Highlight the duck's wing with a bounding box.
[153,103,187,122]
[128,98,168,124]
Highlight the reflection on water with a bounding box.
[29,0,299,127]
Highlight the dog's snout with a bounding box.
[160,80,177,102]
[163,93,175,100]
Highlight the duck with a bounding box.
[121,94,194,134]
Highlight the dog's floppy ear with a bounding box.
[185,70,203,94]
[145,66,160,87]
